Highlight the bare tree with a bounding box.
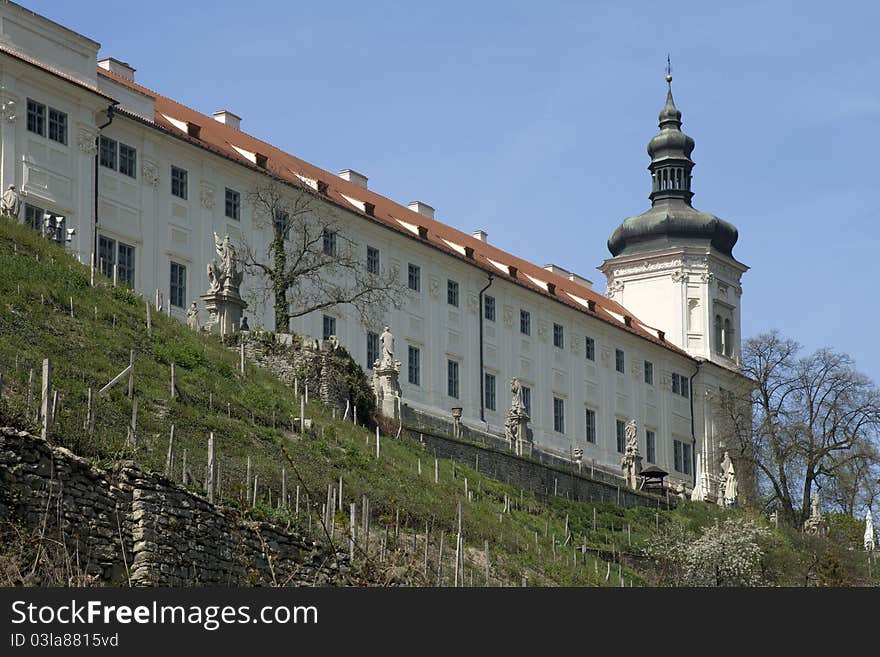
[241,182,407,331]
[721,331,880,526]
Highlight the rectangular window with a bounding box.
[27,99,45,136]
[24,204,44,232]
[447,360,459,399]
[367,332,380,369]
[644,360,654,385]
[681,376,690,399]
[683,443,692,475]
[447,279,459,307]
[119,143,137,178]
[274,210,290,239]
[674,440,683,473]
[484,295,495,321]
[615,348,625,374]
[225,188,240,220]
[408,263,421,291]
[48,108,67,144]
[367,246,380,274]
[99,136,117,170]
[553,397,565,433]
[672,373,681,395]
[322,315,336,340]
[616,419,626,453]
[408,346,421,386]
[521,385,531,417]
[117,242,135,288]
[171,166,188,199]
[520,309,531,335]
[98,235,116,278]
[585,408,596,444]
[553,323,564,349]
[646,430,656,464]
[585,336,595,361]
[322,228,336,256]
[484,373,496,411]
[169,261,187,308]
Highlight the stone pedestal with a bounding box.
[372,361,401,420]
[505,410,532,456]
[201,289,248,336]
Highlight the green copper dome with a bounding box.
[607,77,738,258]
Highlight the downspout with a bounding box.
[93,103,118,262]
[478,273,494,423]
[689,359,702,485]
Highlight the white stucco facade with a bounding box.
[0,1,753,495]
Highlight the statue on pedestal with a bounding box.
[504,377,531,456]
[1,184,20,218]
[803,491,828,536]
[620,419,642,490]
[201,232,247,335]
[865,509,876,552]
[371,325,401,420]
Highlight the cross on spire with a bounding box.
[665,54,672,85]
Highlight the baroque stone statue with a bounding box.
[378,325,395,369]
[504,377,531,456]
[720,452,737,508]
[1,184,21,218]
[865,509,876,552]
[201,232,247,336]
[186,301,199,330]
[207,232,243,295]
[620,419,642,490]
[371,325,401,420]
[803,490,828,536]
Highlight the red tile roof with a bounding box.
[98,66,691,360]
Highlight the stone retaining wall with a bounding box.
[0,427,347,586]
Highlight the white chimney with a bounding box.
[408,201,435,219]
[472,230,488,242]
[338,169,368,189]
[98,57,135,82]
[213,109,242,131]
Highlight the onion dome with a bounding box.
[608,72,738,258]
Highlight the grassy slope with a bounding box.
[0,216,875,587]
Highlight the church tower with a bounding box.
[599,70,748,369]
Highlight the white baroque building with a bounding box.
[0,2,751,495]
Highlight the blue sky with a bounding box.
[26,0,880,382]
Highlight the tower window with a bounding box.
[646,430,656,464]
[322,315,336,339]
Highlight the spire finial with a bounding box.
[665,54,672,85]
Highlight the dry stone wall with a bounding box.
[0,427,347,586]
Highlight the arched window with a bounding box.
[714,315,723,354]
[724,319,733,357]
